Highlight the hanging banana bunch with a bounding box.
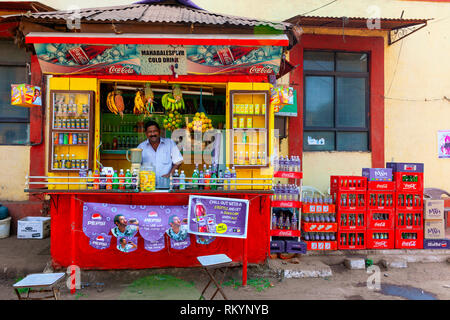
[106,89,124,118]
[133,90,146,115]
[161,84,185,112]
[144,83,155,114]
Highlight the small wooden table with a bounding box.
[197,254,232,300]
[13,273,66,300]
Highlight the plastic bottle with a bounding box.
[125,169,132,189]
[218,170,224,191]
[210,170,217,190]
[87,169,93,189]
[179,170,186,190]
[93,170,99,190]
[173,169,179,190]
[271,213,278,229]
[79,169,87,189]
[192,166,199,190]
[99,170,106,190]
[231,166,237,190]
[132,169,138,190]
[106,171,113,190]
[199,170,204,190]
[224,167,231,190]
[204,170,211,190]
[112,170,119,190]
[291,213,298,231]
[118,169,125,190]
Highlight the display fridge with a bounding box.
[48,90,95,172]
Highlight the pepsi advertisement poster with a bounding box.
[82,202,215,253]
[187,195,249,239]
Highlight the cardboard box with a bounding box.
[17,217,50,239]
[362,168,393,182]
[424,220,446,239]
[386,162,424,173]
[424,199,444,220]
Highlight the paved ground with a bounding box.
[0,237,449,300]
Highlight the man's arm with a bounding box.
[162,140,184,178]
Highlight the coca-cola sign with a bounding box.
[249,65,274,74]
[373,241,387,248]
[108,65,136,74]
[401,240,416,247]
[374,222,386,228]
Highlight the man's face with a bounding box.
[146,125,160,144]
[170,216,181,227]
[116,215,127,227]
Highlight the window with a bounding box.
[0,41,31,145]
[303,51,369,151]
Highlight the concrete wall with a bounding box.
[0,146,30,201]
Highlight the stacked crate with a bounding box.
[301,202,337,251]
[387,162,424,249]
[330,176,367,249]
[364,168,396,249]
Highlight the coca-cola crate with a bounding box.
[366,229,395,249]
[302,212,337,225]
[395,210,423,230]
[305,241,337,251]
[270,240,285,253]
[367,181,396,191]
[301,222,338,233]
[395,229,424,249]
[367,209,395,229]
[330,176,367,192]
[302,203,335,213]
[338,231,366,250]
[367,191,395,210]
[394,172,424,192]
[396,192,424,211]
[332,191,367,211]
[337,211,366,231]
[285,240,307,254]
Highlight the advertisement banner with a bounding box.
[438,130,450,158]
[33,43,283,76]
[187,195,249,239]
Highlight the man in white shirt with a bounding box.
[137,120,183,189]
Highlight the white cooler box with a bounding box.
[17,217,51,239]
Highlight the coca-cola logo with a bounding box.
[375,183,388,189]
[108,65,135,74]
[374,222,386,227]
[403,183,417,190]
[278,231,291,236]
[249,65,274,74]
[374,241,387,248]
[401,240,416,247]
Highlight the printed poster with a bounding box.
[187,195,249,239]
[438,130,450,158]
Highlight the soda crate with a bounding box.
[366,229,395,249]
[367,181,396,192]
[338,230,366,250]
[395,191,424,211]
[394,172,424,192]
[302,212,337,225]
[301,221,338,233]
[330,176,367,192]
[386,162,424,173]
[302,231,337,243]
[395,229,423,249]
[337,211,366,231]
[367,190,395,211]
[367,209,395,229]
[285,240,307,254]
[302,203,335,213]
[332,190,367,211]
[305,241,337,251]
[395,210,423,230]
[270,240,285,253]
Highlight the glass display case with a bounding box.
[229,90,269,167]
[48,90,94,172]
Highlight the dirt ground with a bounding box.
[1,261,449,301]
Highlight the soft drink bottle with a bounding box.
[192,166,199,190]
[112,170,119,190]
[195,200,209,233]
[87,169,93,189]
[271,213,277,229]
[118,169,125,190]
[204,170,211,190]
[218,170,224,190]
[106,171,112,190]
[210,170,217,190]
[291,213,298,231]
[132,169,138,190]
[172,169,179,190]
[125,169,132,189]
[179,170,186,190]
[99,170,106,190]
[199,170,204,190]
[224,167,231,190]
[92,170,99,190]
[231,166,237,190]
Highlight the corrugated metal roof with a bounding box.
[21,3,291,31]
[285,15,429,30]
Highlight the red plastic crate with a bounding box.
[367,209,395,229]
[395,229,424,249]
[367,181,396,191]
[305,241,337,251]
[366,229,395,249]
[395,210,423,230]
[395,191,424,211]
[394,172,424,192]
[337,211,366,231]
[330,176,367,192]
[367,191,395,211]
[332,191,367,211]
[338,230,366,249]
[302,203,336,213]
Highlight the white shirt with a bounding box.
[137,137,183,189]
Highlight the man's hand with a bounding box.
[162,173,170,178]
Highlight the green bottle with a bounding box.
[125,169,132,189]
[113,170,119,190]
[192,166,199,190]
[211,170,217,190]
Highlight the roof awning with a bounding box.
[25,32,290,46]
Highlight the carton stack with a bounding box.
[362,168,396,249]
[423,199,449,249]
[387,162,424,249]
[330,176,367,249]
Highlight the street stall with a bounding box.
[23,30,294,284]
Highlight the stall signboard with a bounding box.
[33,43,283,76]
[11,84,42,107]
[82,202,214,253]
[187,195,249,239]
